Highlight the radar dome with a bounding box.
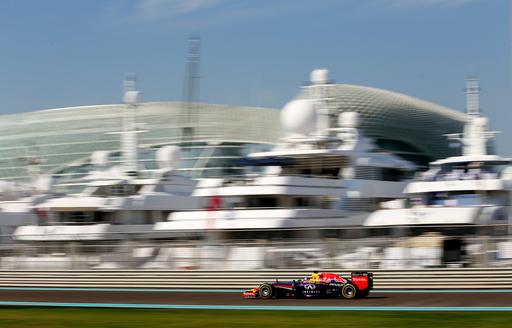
[156,145,181,169]
[338,112,359,128]
[280,99,317,135]
[123,91,142,105]
[91,151,109,166]
[310,69,329,85]
[34,175,54,193]
[0,180,16,193]
[474,116,489,128]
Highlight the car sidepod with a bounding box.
[270,282,295,298]
[295,282,340,298]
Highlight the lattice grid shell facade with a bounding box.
[0,84,468,183]
[301,84,467,165]
[0,103,280,183]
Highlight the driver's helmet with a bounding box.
[309,272,321,283]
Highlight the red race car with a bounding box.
[243,271,373,299]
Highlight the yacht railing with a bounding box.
[419,165,509,182]
[4,224,512,270]
[220,174,344,187]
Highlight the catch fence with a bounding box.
[2,226,512,271]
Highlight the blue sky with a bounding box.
[0,0,510,153]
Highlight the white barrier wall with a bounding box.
[0,269,510,289]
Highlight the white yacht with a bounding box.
[155,69,415,239]
[365,79,512,231]
[10,85,199,269]
[0,177,54,243]
[13,147,198,242]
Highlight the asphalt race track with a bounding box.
[0,289,512,309]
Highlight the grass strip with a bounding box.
[0,308,511,328]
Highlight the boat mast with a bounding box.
[446,78,498,156]
[309,69,332,137]
[122,74,142,176]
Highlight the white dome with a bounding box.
[123,91,142,105]
[34,175,53,193]
[91,151,109,166]
[310,69,329,85]
[280,99,317,135]
[156,145,181,169]
[338,111,359,128]
[474,116,489,128]
[0,180,16,193]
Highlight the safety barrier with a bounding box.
[0,268,511,289]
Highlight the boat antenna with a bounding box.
[465,77,481,116]
[180,35,201,149]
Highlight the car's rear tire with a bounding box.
[259,284,274,299]
[341,284,357,299]
[358,290,370,299]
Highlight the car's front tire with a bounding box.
[259,283,274,299]
[341,283,357,299]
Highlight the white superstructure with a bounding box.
[13,84,199,243]
[13,147,198,242]
[155,69,415,236]
[0,177,54,241]
[365,78,512,229]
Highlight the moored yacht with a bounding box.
[10,84,199,268]
[0,177,54,243]
[13,147,198,242]
[365,78,512,232]
[155,69,416,239]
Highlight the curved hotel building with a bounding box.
[0,84,467,188]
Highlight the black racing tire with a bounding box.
[341,283,358,299]
[357,289,370,299]
[259,283,274,299]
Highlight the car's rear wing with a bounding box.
[350,271,373,290]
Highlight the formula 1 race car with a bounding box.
[243,272,373,299]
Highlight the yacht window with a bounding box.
[292,196,328,208]
[355,166,410,181]
[57,211,95,225]
[381,168,409,181]
[110,184,137,196]
[149,211,170,222]
[426,192,481,206]
[295,197,311,207]
[299,169,312,176]
[247,197,278,208]
[354,166,379,180]
[113,185,122,196]
[93,184,142,197]
[486,191,510,206]
[321,168,340,177]
[342,198,375,211]
[54,211,112,225]
[431,161,507,181]
[71,212,92,224]
[279,156,347,179]
[281,167,341,178]
[427,193,448,206]
[143,211,152,224]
